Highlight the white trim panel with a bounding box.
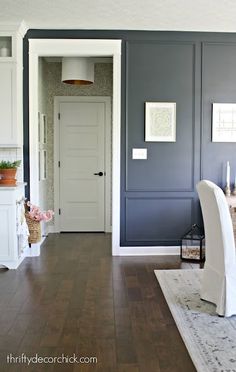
[28,38,121,255]
[29,39,121,57]
[119,246,180,256]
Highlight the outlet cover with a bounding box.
[132,148,147,160]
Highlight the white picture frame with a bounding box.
[38,150,41,181]
[145,102,176,142]
[212,103,236,142]
[40,114,47,144]
[38,112,41,143]
[40,150,47,180]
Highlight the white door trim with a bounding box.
[28,38,121,255]
[28,38,181,257]
[54,96,112,233]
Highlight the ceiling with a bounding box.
[1,0,236,32]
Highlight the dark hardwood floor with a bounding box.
[0,233,200,371]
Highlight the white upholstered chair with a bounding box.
[196,180,236,317]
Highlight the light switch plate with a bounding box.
[132,148,147,160]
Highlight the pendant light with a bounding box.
[61,57,94,85]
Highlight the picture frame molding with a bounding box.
[40,113,47,144]
[40,149,47,180]
[38,111,41,143]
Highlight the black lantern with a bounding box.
[181,224,205,262]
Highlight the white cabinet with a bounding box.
[0,63,16,144]
[0,205,14,260]
[0,22,27,147]
[0,183,27,269]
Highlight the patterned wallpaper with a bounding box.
[42,60,113,226]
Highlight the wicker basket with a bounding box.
[25,213,41,244]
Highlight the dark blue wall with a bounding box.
[23,30,236,246]
[202,43,236,186]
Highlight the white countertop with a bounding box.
[0,182,27,190]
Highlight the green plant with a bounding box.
[0,160,21,169]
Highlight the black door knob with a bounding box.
[93,172,103,176]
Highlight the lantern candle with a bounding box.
[233,175,236,195]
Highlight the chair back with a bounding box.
[196,180,235,273]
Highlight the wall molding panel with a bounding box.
[200,41,236,187]
[124,40,198,194]
[23,30,236,250]
[124,196,194,245]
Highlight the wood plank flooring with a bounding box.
[0,233,201,372]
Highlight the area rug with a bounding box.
[154,269,236,372]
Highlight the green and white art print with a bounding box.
[145,101,176,142]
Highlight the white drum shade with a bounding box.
[61,57,94,85]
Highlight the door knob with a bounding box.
[94,172,103,176]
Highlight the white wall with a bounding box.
[38,57,48,235]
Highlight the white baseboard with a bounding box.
[46,225,112,234]
[117,246,180,256]
[26,243,41,256]
[47,225,55,234]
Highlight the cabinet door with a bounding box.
[0,63,16,145]
[0,205,14,260]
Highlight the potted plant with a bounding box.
[0,160,21,186]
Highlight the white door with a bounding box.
[59,100,105,231]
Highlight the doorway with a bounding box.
[54,96,111,232]
[28,39,121,255]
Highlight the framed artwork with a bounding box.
[38,150,41,181]
[40,150,47,180]
[38,112,41,143]
[145,102,176,142]
[41,114,47,144]
[212,103,236,142]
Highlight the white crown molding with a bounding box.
[0,20,29,35]
[18,20,29,37]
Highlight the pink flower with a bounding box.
[27,201,54,222]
